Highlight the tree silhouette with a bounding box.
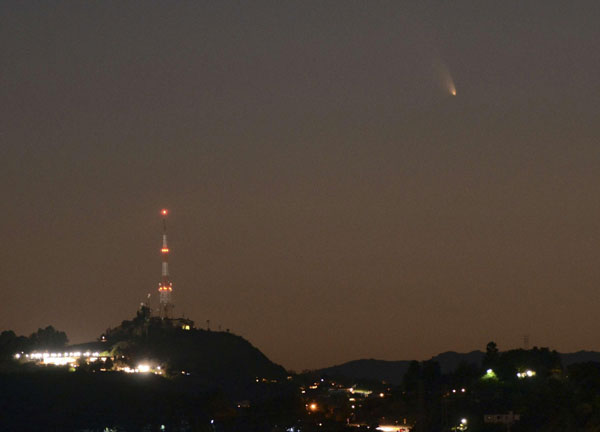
[29,326,68,350]
[483,341,499,368]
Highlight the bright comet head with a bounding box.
[448,81,457,96]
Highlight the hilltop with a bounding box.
[108,324,287,384]
[97,307,287,385]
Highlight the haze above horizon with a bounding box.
[2,1,600,370]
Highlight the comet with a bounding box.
[443,69,457,96]
[433,57,457,97]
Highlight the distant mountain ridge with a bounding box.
[316,350,600,385]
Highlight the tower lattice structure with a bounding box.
[158,209,174,318]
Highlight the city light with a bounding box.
[482,369,497,380]
[347,387,372,396]
[18,351,110,367]
[137,364,151,373]
[517,369,536,379]
[451,418,468,432]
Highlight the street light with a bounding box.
[451,418,468,432]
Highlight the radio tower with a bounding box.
[158,209,173,319]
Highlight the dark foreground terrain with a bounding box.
[3,322,600,432]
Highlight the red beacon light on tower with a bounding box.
[160,209,169,253]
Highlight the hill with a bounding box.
[560,350,600,366]
[111,325,287,384]
[2,308,287,387]
[315,350,600,385]
[82,306,289,385]
[316,351,484,385]
[317,359,412,385]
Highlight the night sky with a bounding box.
[2,1,600,371]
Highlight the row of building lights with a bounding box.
[16,351,101,360]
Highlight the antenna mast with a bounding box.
[158,209,174,318]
